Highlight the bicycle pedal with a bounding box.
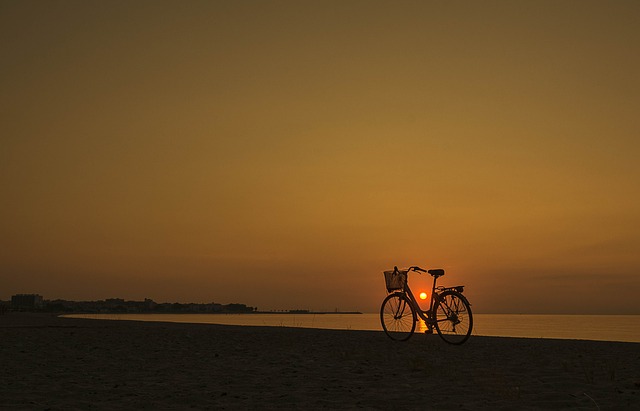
[424,329,434,335]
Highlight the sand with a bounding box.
[1,313,639,410]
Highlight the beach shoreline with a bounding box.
[63,312,640,344]
[2,312,639,410]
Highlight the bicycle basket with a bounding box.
[383,270,407,293]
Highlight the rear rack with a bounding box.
[436,285,465,293]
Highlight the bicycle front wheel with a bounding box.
[380,293,416,341]
[434,291,473,345]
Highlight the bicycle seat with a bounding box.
[428,269,445,277]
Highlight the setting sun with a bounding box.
[419,292,427,300]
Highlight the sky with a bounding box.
[1,0,639,314]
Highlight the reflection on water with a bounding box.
[474,314,640,343]
[64,313,640,343]
[416,319,427,334]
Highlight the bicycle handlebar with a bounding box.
[397,265,427,273]
[394,265,427,273]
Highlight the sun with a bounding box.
[419,292,427,300]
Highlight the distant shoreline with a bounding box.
[5,296,366,315]
[59,310,364,316]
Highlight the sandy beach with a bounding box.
[1,313,639,410]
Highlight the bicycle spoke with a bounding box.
[434,291,473,345]
[380,294,416,341]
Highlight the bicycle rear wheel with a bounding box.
[434,291,473,345]
[380,293,416,341]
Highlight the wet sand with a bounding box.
[1,312,639,410]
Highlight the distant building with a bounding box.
[11,294,44,310]
[144,298,157,310]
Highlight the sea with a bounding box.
[64,313,640,343]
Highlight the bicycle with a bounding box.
[380,265,473,344]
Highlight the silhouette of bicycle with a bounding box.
[380,266,473,344]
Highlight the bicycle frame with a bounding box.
[401,273,440,325]
[397,269,466,327]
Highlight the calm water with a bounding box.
[65,313,640,343]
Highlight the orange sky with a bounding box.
[2,1,639,313]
